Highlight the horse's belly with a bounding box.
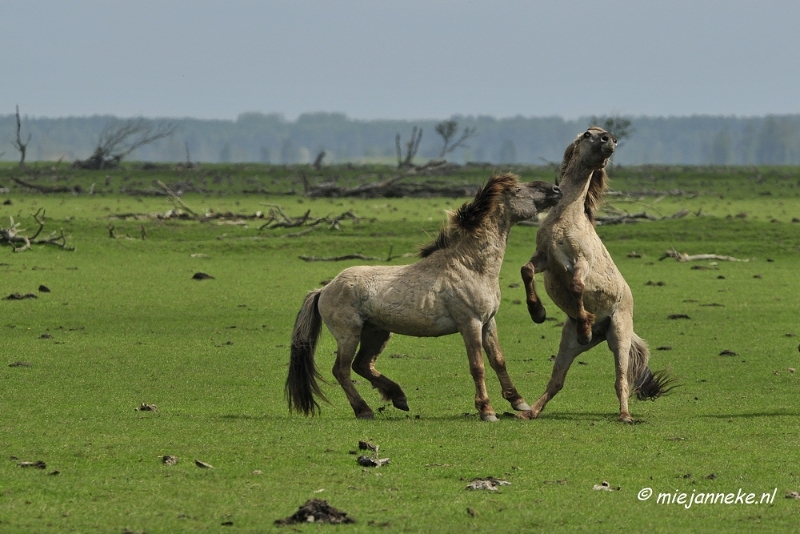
[369,309,459,337]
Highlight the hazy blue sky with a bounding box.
[2,1,799,121]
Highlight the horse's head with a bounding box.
[559,127,616,179]
[507,180,562,222]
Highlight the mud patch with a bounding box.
[275,499,355,525]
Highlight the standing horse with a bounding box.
[286,173,562,421]
[519,128,675,423]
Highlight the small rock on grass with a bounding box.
[465,477,510,491]
[592,480,620,491]
[162,455,178,466]
[192,272,215,280]
[195,459,214,469]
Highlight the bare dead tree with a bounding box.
[12,105,31,167]
[313,150,326,170]
[435,120,476,159]
[395,126,422,168]
[74,119,178,170]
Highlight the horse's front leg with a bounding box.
[521,251,548,324]
[460,321,497,422]
[571,259,595,345]
[482,318,530,412]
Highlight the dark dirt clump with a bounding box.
[275,499,355,525]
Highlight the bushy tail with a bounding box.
[285,290,327,415]
[629,333,679,401]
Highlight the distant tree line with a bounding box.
[3,111,800,166]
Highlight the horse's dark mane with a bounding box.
[558,135,608,225]
[419,173,518,258]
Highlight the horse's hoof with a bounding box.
[618,413,634,424]
[512,400,531,411]
[356,411,375,420]
[515,410,537,420]
[528,303,546,324]
[480,413,499,422]
[392,398,409,411]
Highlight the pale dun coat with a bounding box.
[286,173,562,421]
[520,127,675,423]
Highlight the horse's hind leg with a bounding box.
[606,312,636,423]
[521,252,547,323]
[521,318,605,419]
[482,318,529,412]
[330,327,375,420]
[352,323,409,411]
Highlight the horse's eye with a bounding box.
[583,131,591,139]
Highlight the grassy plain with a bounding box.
[1,163,800,533]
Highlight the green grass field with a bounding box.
[1,163,800,533]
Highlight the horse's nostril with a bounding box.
[601,135,609,142]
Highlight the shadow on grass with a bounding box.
[701,410,800,419]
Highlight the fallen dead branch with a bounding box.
[299,246,410,262]
[1,209,74,252]
[10,176,82,194]
[595,209,688,226]
[659,248,748,262]
[305,173,478,198]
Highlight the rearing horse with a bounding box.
[520,128,675,422]
[286,173,562,421]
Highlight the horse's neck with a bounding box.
[452,220,510,278]
[552,162,594,219]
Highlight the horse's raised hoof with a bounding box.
[480,413,499,422]
[392,397,409,411]
[512,400,531,412]
[527,303,547,324]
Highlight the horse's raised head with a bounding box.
[559,127,616,223]
[560,127,617,176]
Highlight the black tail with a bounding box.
[285,290,327,415]
[628,333,679,401]
[634,368,679,401]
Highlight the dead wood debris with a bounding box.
[660,248,747,262]
[5,292,37,300]
[356,440,389,468]
[1,209,73,252]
